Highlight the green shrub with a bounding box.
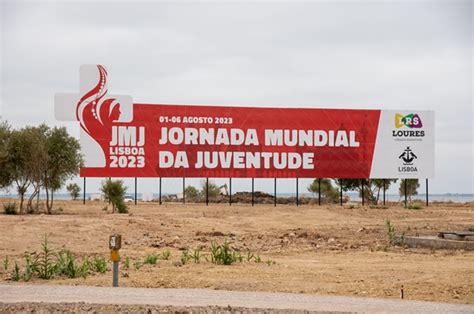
[55,250,71,276]
[66,183,81,200]
[370,205,389,209]
[385,220,395,246]
[7,236,110,281]
[384,219,405,246]
[12,261,20,281]
[246,251,254,262]
[180,250,191,265]
[55,250,86,278]
[144,253,159,265]
[184,186,199,200]
[265,259,276,266]
[93,256,107,273]
[116,201,128,214]
[3,202,17,215]
[3,256,9,271]
[233,251,243,263]
[100,179,128,213]
[79,257,91,278]
[123,257,130,269]
[209,239,241,265]
[37,236,55,279]
[134,261,143,270]
[161,249,171,260]
[23,253,40,281]
[191,249,202,264]
[407,204,422,210]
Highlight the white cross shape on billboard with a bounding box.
[54,65,133,168]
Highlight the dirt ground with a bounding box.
[0,199,473,304]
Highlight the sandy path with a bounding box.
[1,283,473,313]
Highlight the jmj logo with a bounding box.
[55,65,144,169]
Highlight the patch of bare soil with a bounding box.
[0,200,473,304]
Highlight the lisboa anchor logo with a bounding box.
[398,146,418,173]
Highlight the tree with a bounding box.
[101,179,128,213]
[0,121,12,189]
[6,126,46,213]
[371,179,397,203]
[2,124,81,214]
[399,179,419,202]
[23,125,49,213]
[43,127,83,213]
[184,185,199,200]
[307,178,339,203]
[335,179,397,205]
[199,179,220,200]
[66,183,81,200]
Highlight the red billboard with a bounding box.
[55,65,434,179]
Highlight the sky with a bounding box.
[0,0,473,196]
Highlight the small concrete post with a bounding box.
[109,234,121,287]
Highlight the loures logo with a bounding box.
[395,113,422,129]
[393,113,425,138]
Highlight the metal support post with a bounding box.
[383,179,386,205]
[229,178,232,206]
[251,178,255,206]
[361,180,365,206]
[182,177,185,204]
[159,177,162,205]
[296,178,299,206]
[134,177,137,205]
[274,178,277,207]
[83,177,86,205]
[426,178,429,206]
[404,179,408,208]
[206,177,209,206]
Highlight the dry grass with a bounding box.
[0,199,473,304]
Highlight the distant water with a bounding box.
[1,192,473,203]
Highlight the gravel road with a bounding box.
[0,284,473,313]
